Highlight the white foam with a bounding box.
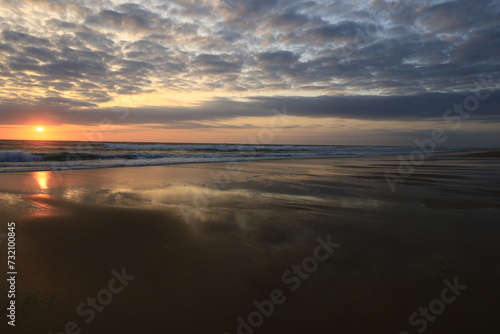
[0,151,42,162]
[0,145,467,173]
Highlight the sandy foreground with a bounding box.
[1,153,499,334]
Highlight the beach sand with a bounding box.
[1,153,499,333]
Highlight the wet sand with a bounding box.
[1,153,500,333]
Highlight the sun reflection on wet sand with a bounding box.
[28,194,56,218]
[34,171,50,190]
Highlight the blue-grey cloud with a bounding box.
[1,91,499,127]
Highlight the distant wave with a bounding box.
[0,150,348,163]
[0,151,43,162]
[101,143,335,152]
[41,152,174,161]
[0,151,175,162]
[0,143,471,173]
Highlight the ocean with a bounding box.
[0,139,470,173]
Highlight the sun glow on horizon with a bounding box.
[37,127,43,132]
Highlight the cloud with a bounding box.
[2,30,51,46]
[193,54,243,74]
[24,46,56,62]
[1,91,499,127]
[257,51,299,65]
[84,5,165,33]
[305,21,378,43]
[0,43,15,53]
[223,0,281,14]
[0,0,499,139]
[269,9,311,29]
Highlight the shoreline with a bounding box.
[1,153,499,333]
[0,147,499,175]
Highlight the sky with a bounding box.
[0,0,499,146]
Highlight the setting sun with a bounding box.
[37,127,43,132]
